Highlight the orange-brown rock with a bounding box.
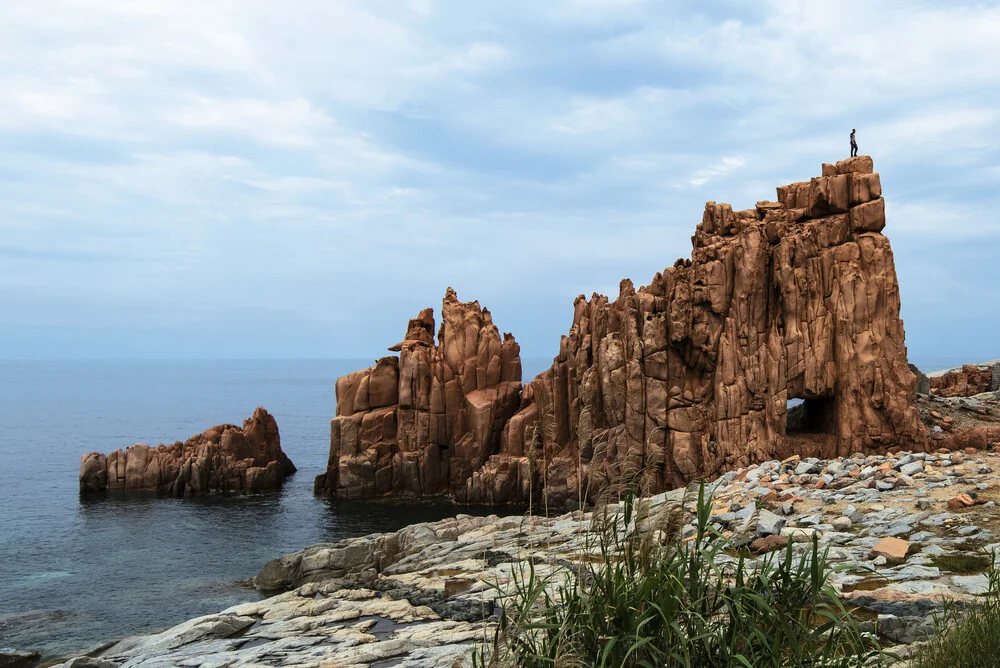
[930,362,1000,397]
[934,425,1000,451]
[871,537,909,564]
[750,534,789,554]
[320,157,928,506]
[314,288,523,500]
[79,407,295,496]
[947,494,975,509]
[463,157,926,506]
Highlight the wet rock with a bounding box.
[0,650,41,668]
[876,613,933,644]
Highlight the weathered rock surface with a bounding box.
[79,407,296,496]
[918,389,1000,453]
[0,650,41,668]
[54,445,1000,667]
[314,289,522,500]
[929,360,1000,397]
[324,157,931,506]
[473,156,928,506]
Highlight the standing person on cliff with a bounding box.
[850,128,858,157]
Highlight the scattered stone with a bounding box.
[781,527,818,544]
[947,494,975,509]
[872,537,910,564]
[750,534,789,554]
[832,516,852,531]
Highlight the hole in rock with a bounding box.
[786,396,837,435]
[785,395,838,457]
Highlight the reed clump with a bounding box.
[475,482,888,668]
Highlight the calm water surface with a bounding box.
[0,359,548,658]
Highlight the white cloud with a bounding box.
[0,0,998,359]
[687,155,747,187]
[166,96,335,148]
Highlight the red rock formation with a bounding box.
[314,288,522,499]
[320,156,928,506]
[79,407,296,495]
[930,363,1000,397]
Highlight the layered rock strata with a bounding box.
[79,407,296,496]
[321,156,927,506]
[314,289,522,499]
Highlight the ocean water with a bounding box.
[0,359,550,658]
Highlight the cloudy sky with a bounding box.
[1,0,998,369]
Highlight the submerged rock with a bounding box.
[79,407,295,496]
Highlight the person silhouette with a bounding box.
[850,128,858,157]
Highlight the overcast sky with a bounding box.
[1,0,998,369]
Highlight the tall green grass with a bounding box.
[475,483,888,668]
[909,554,1000,668]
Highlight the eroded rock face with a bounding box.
[930,362,1000,397]
[469,156,926,506]
[321,157,927,506]
[314,288,522,499]
[79,407,296,496]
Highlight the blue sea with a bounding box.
[0,359,549,659]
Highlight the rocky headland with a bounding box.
[48,405,1000,666]
[79,407,296,496]
[318,156,925,507]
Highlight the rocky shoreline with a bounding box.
[44,405,1000,667]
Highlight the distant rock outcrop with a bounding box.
[80,407,296,496]
[929,362,1000,398]
[319,157,929,506]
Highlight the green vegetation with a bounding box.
[910,557,1000,668]
[475,484,888,668]
[929,552,992,575]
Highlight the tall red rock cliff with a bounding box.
[314,288,522,499]
[318,156,928,505]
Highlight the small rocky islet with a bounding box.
[33,157,1000,666]
[78,407,296,496]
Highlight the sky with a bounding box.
[1,0,998,369]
